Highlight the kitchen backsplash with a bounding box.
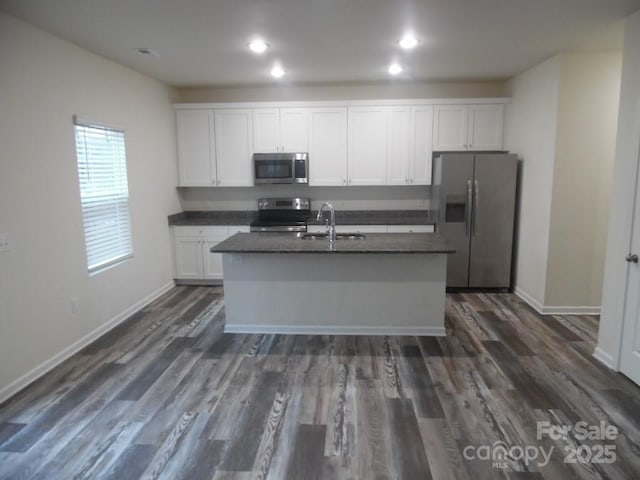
[177,185,432,211]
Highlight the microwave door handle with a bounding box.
[465,180,472,236]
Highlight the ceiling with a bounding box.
[1,0,639,87]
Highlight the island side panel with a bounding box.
[221,253,446,335]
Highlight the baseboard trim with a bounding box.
[542,305,601,315]
[175,279,222,286]
[593,347,617,370]
[513,287,601,315]
[514,287,545,313]
[0,281,175,405]
[223,324,446,336]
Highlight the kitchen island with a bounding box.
[211,232,454,336]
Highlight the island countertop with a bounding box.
[211,232,455,254]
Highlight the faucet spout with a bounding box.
[316,202,336,242]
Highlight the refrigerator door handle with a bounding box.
[466,180,472,236]
[472,180,480,236]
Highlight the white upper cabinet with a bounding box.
[468,104,504,150]
[175,99,504,186]
[252,108,280,152]
[348,106,389,185]
[433,104,504,151]
[349,105,432,186]
[411,106,434,185]
[252,107,309,152]
[309,107,348,186]
[280,108,310,151]
[176,110,216,186]
[433,105,468,151]
[386,107,411,185]
[214,109,253,186]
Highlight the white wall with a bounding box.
[177,81,506,103]
[546,53,621,308]
[505,52,621,313]
[0,12,180,400]
[505,56,561,309]
[598,10,640,367]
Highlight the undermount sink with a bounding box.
[301,232,366,240]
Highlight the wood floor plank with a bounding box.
[0,362,123,453]
[355,378,395,479]
[101,443,158,480]
[251,392,290,480]
[418,418,470,480]
[0,422,25,448]
[1,287,639,480]
[284,424,327,480]
[386,397,433,480]
[139,411,198,480]
[219,372,285,471]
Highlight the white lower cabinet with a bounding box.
[174,234,205,280]
[173,226,249,281]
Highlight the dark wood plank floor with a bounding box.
[1,286,639,479]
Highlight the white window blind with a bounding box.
[74,117,133,273]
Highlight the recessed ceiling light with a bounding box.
[388,63,403,75]
[271,64,285,78]
[249,39,269,54]
[399,34,419,50]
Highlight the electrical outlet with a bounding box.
[0,233,9,253]
[71,297,80,314]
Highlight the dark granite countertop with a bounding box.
[211,232,454,254]
[168,211,257,226]
[169,210,437,226]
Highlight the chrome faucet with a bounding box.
[316,202,336,242]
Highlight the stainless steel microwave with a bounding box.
[253,152,308,184]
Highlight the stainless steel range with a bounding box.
[249,197,311,233]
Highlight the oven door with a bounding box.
[254,158,294,184]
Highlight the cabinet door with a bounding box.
[411,106,434,185]
[176,110,216,186]
[253,108,280,152]
[215,109,253,186]
[174,235,204,279]
[348,107,388,185]
[202,227,229,280]
[386,107,411,185]
[309,108,348,186]
[280,108,309,152]
[433,105,468,151]
[468,104,504,150]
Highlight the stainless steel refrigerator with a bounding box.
[433,153,518,289]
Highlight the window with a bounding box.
[74,116,133,273]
